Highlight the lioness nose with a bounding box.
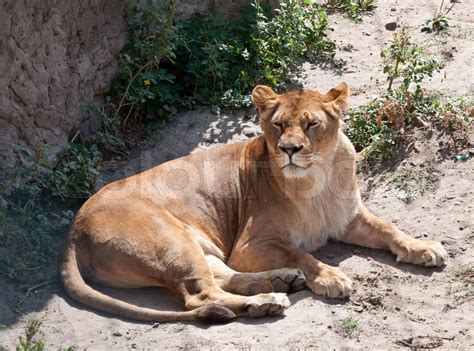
[279,145,303,157]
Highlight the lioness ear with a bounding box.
[252,85,279,113]
[321,82,349,112]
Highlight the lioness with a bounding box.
[60,83,447,323]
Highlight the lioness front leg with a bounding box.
[341,207,447,266]
[206,255,306,295]
[228,245,353,299]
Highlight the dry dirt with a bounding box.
[1,0,473,350]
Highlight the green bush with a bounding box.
[8,143,102,201]
[422,0,456,33]
[0,206,73,283]
[101,0,335,130]
[344,28,461,165]
[382,28,443,92]
[16,320,44,351]
[110,0,180,124]
[1,142,99,283]
[88,100,126,154]
[14,319,73,351]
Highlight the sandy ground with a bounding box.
[1,0,473,349]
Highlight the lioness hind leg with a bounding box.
[81,209,289,321]
[88,234,290,320]
[206,255,306,295]
[178,255,291,318]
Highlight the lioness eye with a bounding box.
[273,122,283,130]
[308,120,320,129]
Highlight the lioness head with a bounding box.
[252,83,348,178]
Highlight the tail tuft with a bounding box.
[195,304,236,324]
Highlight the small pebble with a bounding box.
[385,21,398,31]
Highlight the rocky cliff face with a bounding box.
[0,0,128,168]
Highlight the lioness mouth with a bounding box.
[284,163,302,168]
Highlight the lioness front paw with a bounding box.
[395,239,447,267]
[309,266,352,299]
[246,293,290,318]
[270,268,306,293]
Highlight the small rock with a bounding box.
[385,21,398,31]
[113,331,122,337]
[131,344,137,349]
[390,8,396,11]
[395,306,401,311]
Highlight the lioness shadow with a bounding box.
[313,240,446,277]
[98,108,261,187]
[286,240,446,310]
[13,237,446,331]
[57,282,288,328]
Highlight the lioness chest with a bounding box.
[282,165,361,253]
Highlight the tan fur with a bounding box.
[60,83,447,323]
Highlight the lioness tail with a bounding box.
[60,242,235,323]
